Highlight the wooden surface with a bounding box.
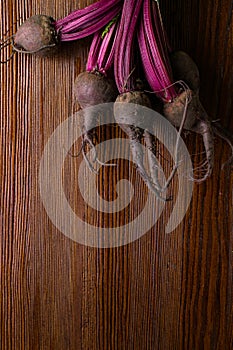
[0,1,232,349]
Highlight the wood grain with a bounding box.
[0,1,232,349]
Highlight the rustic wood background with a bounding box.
[1,1,232,349]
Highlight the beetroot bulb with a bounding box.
[0,0,123,60]
[137,0,182,192]
[73,17,119,171]
[165,51,233,176]
[138,0,232,182]
[113,0,171,201]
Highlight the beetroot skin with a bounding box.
[115,91,151,107]
[114,91,171,201]
[163,89,199,130]
[169,51,200,93]
[74,71,118,108]
[14,15,58,53]
[73,71,118,172]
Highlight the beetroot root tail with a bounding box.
[212,122,233,169]
[191,120,214,182]
[121,125,171,201]
[143,130,162,191]
[81,131,116,173]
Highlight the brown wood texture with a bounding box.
[0,1,232,349]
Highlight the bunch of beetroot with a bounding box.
[1,0,233,199]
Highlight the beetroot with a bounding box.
[137,0,232,183]
[169,51,200,93]
[74,71,118,172]
[163,89,214,182]
[14,15,58,54]
[2,0,231,189]
[1,0,123,59]
[113,0,173,200]
[163,89,199,130]
[73,19,119,172]
[163,51,233,181]
[115,91,151,107]
[74,71,118,109]
[114,91,167,199]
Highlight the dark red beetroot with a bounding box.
[164,90,214,182]
[1,1,123,60]
[73,18,119,172]
[137,1,224,183]
[115,91,152,147]
[137,0,232,184]
[14,15,58,54]
[164,51,233,182]
[74,71,118,109]
[169,51,200,93]
[114,91,168,199]
[114,0,175,200]
[163,89,201,130]
[74,71,118,172]
[115,91,151,107]
[115,91,176,200]
[74,15,120,109]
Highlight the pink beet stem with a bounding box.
[86,33,102,72]
[56,0,118,27]
[55,0,122,41]
[138,0,177,101]
[114,0,144,93]
[86,19,119,73]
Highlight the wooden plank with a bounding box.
[0,1,232,349]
